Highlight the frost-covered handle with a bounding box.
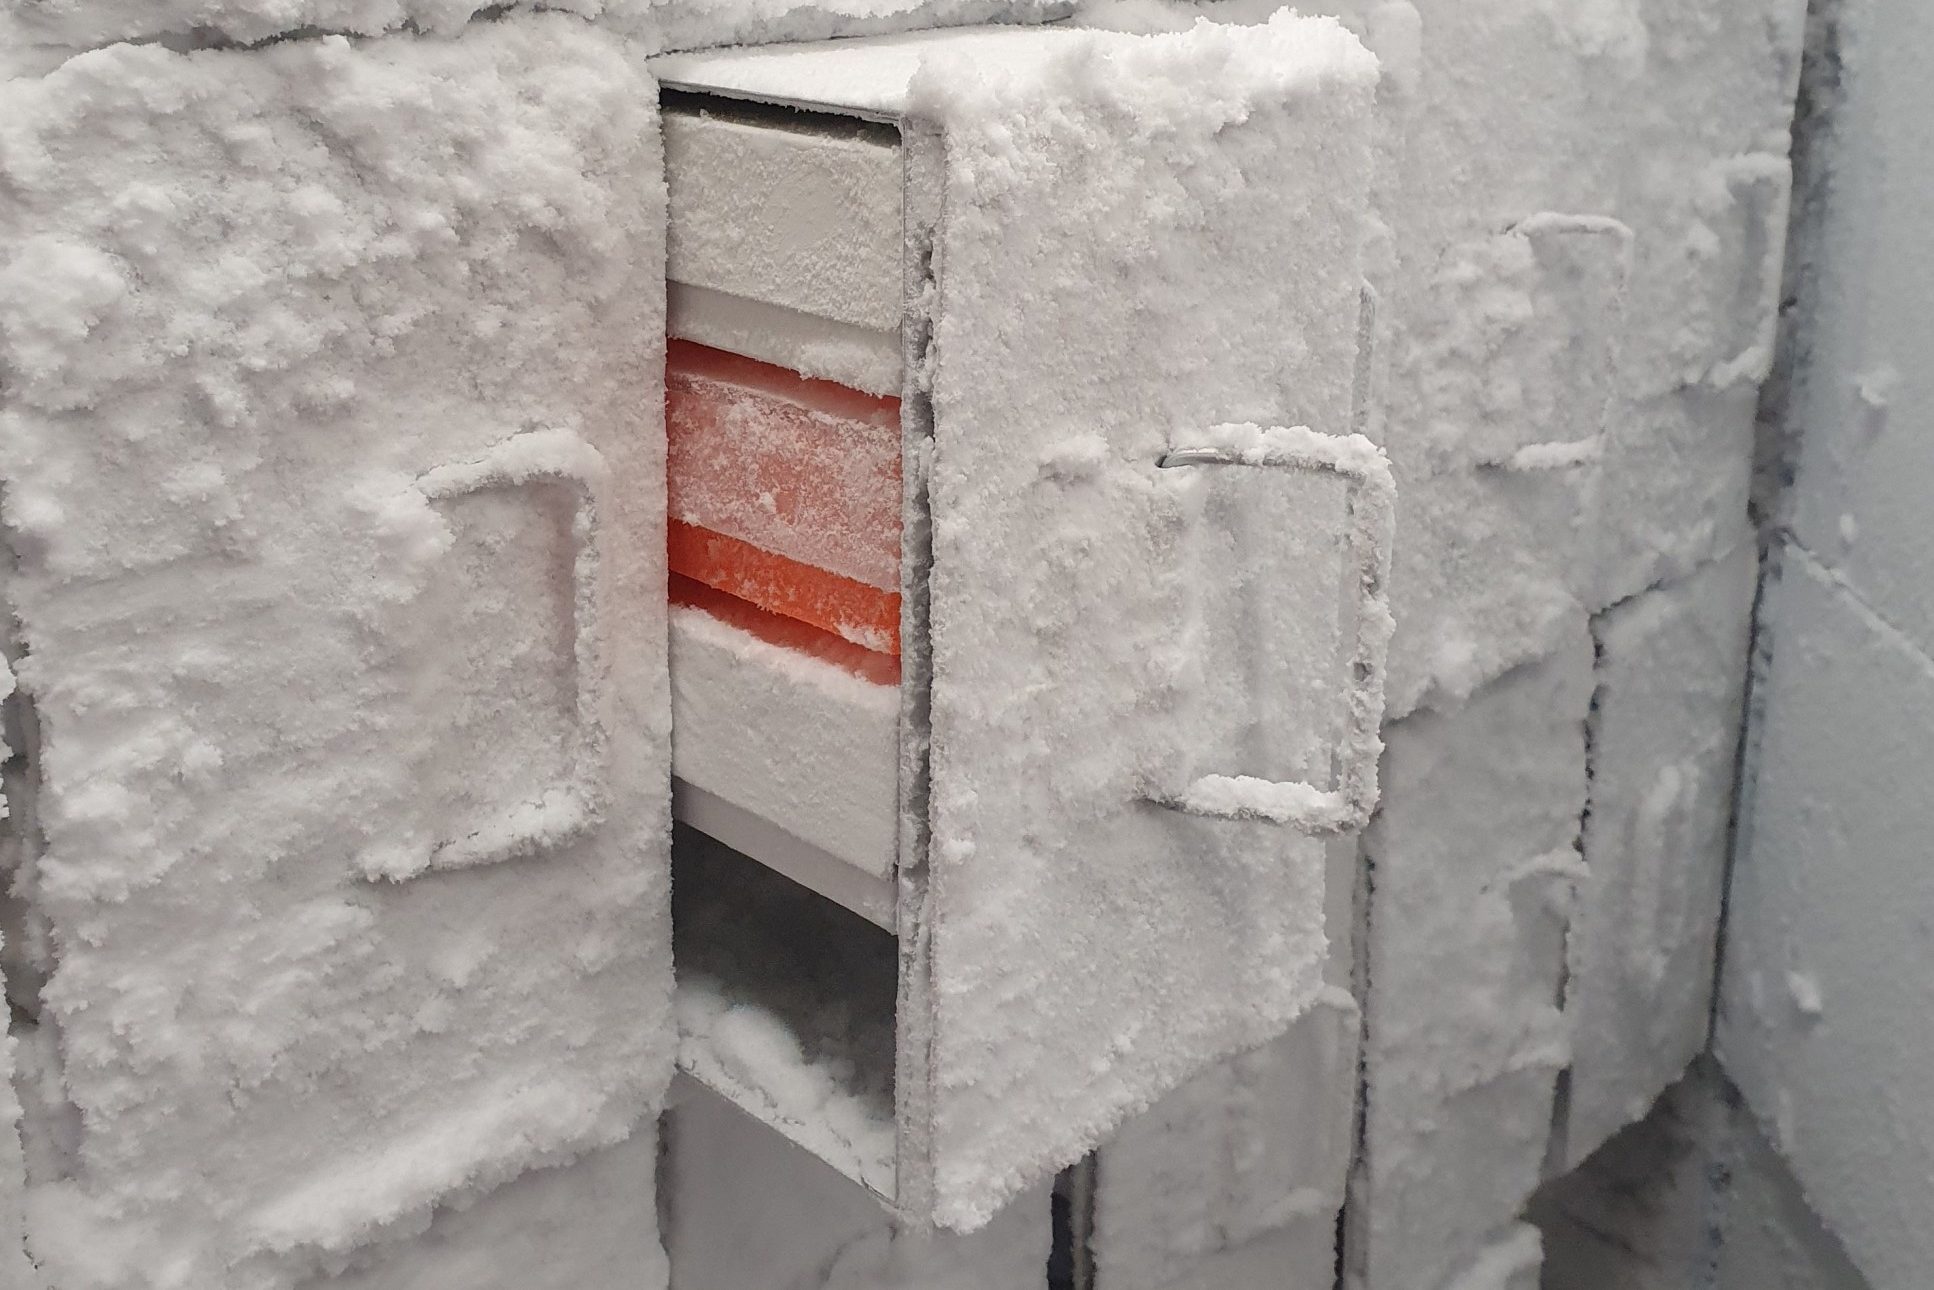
[358,429,611,882]
[1478,213,1633,473]
[1151,425,1395,835]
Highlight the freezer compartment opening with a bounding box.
[673,824,900,1199]
[661,82,911,913]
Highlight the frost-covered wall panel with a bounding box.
[1777,5,1934,666]
[1091,994,1357,1290]
[1563,543,1754,1168]
[1354,632,1591,1290]
[306,1132,663,1290]
[1715,2,1934,1286]
[664,1087,1049,1289]
[1532,1061,1873,1290]
[0,20,671,1289]
[1719,554,1934,1290]
[1087,825,1361,1290]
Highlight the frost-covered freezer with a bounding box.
[653,19,1394,1231]
[0,24,675,1287]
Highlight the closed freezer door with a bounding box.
[0,22,675,1288]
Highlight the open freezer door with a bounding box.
[906,15,1391,1230]
[0,20,672,1287]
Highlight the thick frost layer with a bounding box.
[0,1039,30,1289]
[914,14,1377,1229]
[5,0,1062,65]
[0,19,670,1288]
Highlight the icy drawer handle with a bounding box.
[360,428,611,882]
[1480,213,1634,473]
[1151,424,1396,835]
[1704,157,1792,391]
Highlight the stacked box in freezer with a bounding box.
[662,92,907,918]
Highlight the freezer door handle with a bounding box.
[1150,424,1395,835]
